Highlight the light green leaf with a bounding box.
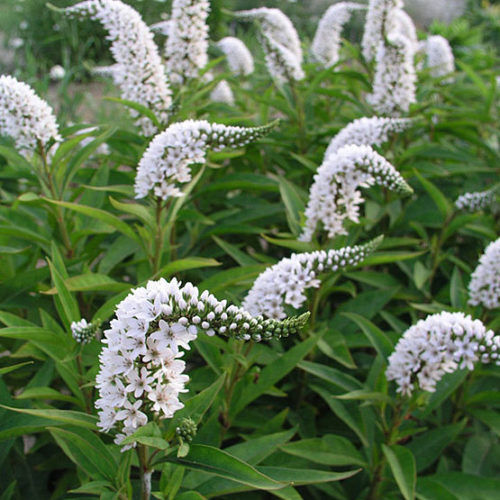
[382,444,416,500]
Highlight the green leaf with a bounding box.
[198,265,267,294]
[382,444,416,500]
[257,466,359,485]
[278,177,304,236]
[109,196,155,229]
[341,313,393,359]
[298,360,362,392]
[44,272,129,294]
[413,170,452,219]
[212,236,257,266]
[162,444,285,490]
[154,257,221,280]
[104,96,161,129]
[280,434,367,467]
[425,472,500,499]
[0,361,33,375]
[231,335,319,417]
[469,409,500,437]
[335,390,392,405]
[43,198,141,244]
[417,478,458,500]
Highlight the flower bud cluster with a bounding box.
[95,278,309,448]
[210,81,235,106]
[312,3,366,68]
[235,8,303,83]
[0,75,60,155]
[164,0,210,85]
[176,417,197,443]
[64,0,171,135]
[300,145,412,241]
[243,238,382,319]
[134,120,276,200]
[386,312,500,395]
[367,33,417,116]
[362,0,402,62]
[71,318,101,344]
[325,116,412,158]
[455,189,495,213]
[216,37,254,76]
[468,238,500,310]
[423,35,455,79]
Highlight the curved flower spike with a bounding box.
[325,116,412,158]
[468,238,500,310]
[0,75,60,156]
[243,237,383,319]
[216,37,255,76]
[386,312,500,396]
[300,144,412,242]
[134,120,278,200]
[424,35,455,79]
[62,0,171,135]
[455,188,495,213]
[312,2,366,68]
[95,278,309,448]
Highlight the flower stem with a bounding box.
[152,197,165,274]
[137,444,152,500]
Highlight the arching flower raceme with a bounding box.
[367,33,417,116]
[325,116,412,158]
[210,80,235,106]
[386,312,500,396]
[391,8,418,49]
[300,144,412,242]
[468,238,500,310]
[0,75,60,156]
[150,20,173,37]
[243,237,382,319]
[424,35,455,78]
[311,2,366,68]
[134,120,277,200]
[71,318,101,344]
[455,188,495,213]
[216,37,255,76]
[164,0,210,85]
[234,8,303,83]
[362,0,402,63]
[63,0,171,135]
[95,278,309,448]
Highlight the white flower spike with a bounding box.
[424,35,455,79]
[0,75,60,156]
[312,2,366,68]
[468,238,500,310]
[62,0,172,135]
[243,237,382,319]
[455,189,495,213]
[216,37,254,76]
[386,312,500,395]
[95,278,309,448]
[300,144,412,242]
[134,120,277,200]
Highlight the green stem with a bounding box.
[428,212,455,291]
[289,81,306,154]
[137,444,152,500]
[152,197,165,274]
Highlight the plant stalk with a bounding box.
[137,444,152,500]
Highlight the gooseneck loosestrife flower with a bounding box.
[62,0,172,135]
[468,238,500,310]
[96,278,309,448]
[392,8,418,49]
[164,0,210,85]
[368,32,417,116]
[300,145,412,242]
[362,0,402,63]
[210,81,235,106]
[311,2,366,68]
[386,312,500,396]
[243,237,382,319]
[455,188,495,212]
[423,35,455,78]
[134,120,276,200]
[325,116,412,158]
[234,8,304,83]
[0,75,60,156]
[216,37,255,76]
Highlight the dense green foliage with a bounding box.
[0,1,499,499]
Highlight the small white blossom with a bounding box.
[49,65,66,80]
[325,116,412,158]
[134,120,276,200]
[423,35,455,79]
[96,278,309,448]
[243,238,382,319]
[311,2,366,68]
[391,9,418,49]
[164,0,210,85]
[216,37,254,76]
[210,80,235,105]
[455,189,495,212]
[300,144,412,242]
[0,75,60,156]
[150,20,173,37]
[468,238,500,310]
[63,0,172,135]
[368,33,417,116]
[386,312,500,395]
[362,0,403,62]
